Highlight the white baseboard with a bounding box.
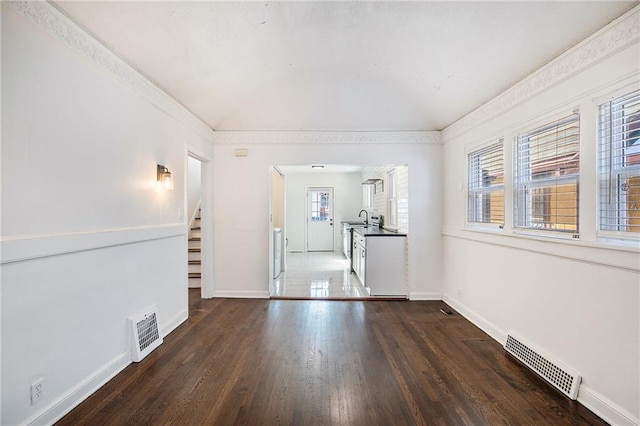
[442,293,507,344]
[578,384,639,426]
[23,310,187,426]
[213,290,270,299]
[26,352,131,426]
[409,292,441,300]
[162,308,188,337]
[442,294,638,426]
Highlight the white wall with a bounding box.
[284,171,363,253]
[441,8,639,425]
[212,132,442,300]
[1,4,213,424]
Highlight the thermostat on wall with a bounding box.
[234,148,249,157]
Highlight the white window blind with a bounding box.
[599,89,640,234]
[467,140,504,225]
[514,113,580,233]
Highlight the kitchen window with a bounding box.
[598,89,640,234]
[387,169,397,228]
[514,113,580,234]
[467,139,504,226]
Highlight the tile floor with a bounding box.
[271,251,370,298]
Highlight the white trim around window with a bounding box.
[514,112,580,237]
[598,88,640,239]
[467,139,505,229]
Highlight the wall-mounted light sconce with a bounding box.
[157,164,173,190]
[311,165,325,169]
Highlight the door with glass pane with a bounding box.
[307,187,334,251]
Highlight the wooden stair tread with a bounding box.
[189,237,201,241]
[191,226,201,230]
[188,248,201,253]
[188,273,201,279]
[188,260,201,265]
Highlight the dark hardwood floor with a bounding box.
[57,289,606,425]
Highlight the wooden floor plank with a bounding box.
[56,290,608,426]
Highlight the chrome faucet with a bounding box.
[358,209,369,225]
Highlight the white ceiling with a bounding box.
[56,1,636,132]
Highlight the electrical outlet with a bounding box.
[30,378,43,405]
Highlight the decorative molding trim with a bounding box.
[5,1,214,142]
[408,292,441,301]
[442,226,640,273]
[24,352,131,426]
[443,6,640,140]
[213,290,271,299]
[578,384,639,426]
[1,224,186,265]
[213,131,442,145]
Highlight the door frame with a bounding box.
[306,186,335,252]
[187,147,214,299]
[269,166,286,295]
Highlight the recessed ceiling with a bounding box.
[55,1,636,132]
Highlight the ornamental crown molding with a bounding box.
[443,5,640,141]
[6,1,214,142]
[212,131,442,145]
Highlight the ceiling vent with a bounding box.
[504,333,581,400]
[130,306,163,362]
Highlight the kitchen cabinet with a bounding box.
[353,229,406,298]
[353,232,366,285]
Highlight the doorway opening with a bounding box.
[187,150,214,299]
[269,164,409,299]
[187,156,203,290]
[307,187,334,251]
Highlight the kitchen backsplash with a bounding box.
[362,165,409,234]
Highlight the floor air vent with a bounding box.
[504,333,581,400]
[130,306,163,362]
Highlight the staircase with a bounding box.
[188,208,201,288]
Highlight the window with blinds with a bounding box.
[387,169,398,227]
[514,113,580,233]
[598,89,640,234]
[467,140,504,225]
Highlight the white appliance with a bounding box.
[273,228,282,279]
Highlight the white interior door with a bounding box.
[307,187,334,251]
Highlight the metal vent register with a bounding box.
[505,334,581,399]
[130,306,163,362]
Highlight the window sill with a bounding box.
[597,232,640,250]
[465,223,504,234]
[512,229,579,241]
[443,225,639,272]
[461,226,640,253]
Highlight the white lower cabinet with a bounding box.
[354,234,406,297]
[353,233,365,283]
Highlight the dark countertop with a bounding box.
[341,221,367,226]
[354,227,407,237]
